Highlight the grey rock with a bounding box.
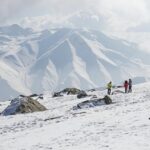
[74,95,112,109]
[77,91,88,99]
[1,96,47,116]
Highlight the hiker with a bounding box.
[128,79,132,93]
[107,81,112,95]
[124,80,129,93]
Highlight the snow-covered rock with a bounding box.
[74,95,112,109]
[53,88,81,97]
[77,90,88,99]
[1,96,47,116]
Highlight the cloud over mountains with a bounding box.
[0,0,150,32]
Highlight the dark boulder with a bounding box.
[77,91,88,99]
[103,95,112,104]
[75,99,105,109]
[74,95,112,110]
[53,92,63,97]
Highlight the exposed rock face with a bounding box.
[1,96,47,116]
[77,91,88,99]
[74,95,112,109]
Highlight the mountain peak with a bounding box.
[0,27,150,100]
[0,24,33,36]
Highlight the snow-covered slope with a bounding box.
[1,25,150,100]
[0,83,150,150]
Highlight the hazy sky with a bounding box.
[1,0,150,32]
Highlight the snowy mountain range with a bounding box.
[0,24,150,100]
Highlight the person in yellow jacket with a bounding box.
[107,81,112,95]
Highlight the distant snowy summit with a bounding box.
[0,24,150,100]
[0,24,33,36]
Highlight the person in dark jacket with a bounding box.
[124,80,129,93]
[128,79,132,93]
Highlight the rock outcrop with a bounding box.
[1,96,47,116]
[104,95,112,104]
[63,88,80,95]
[73,95,112,110]
[53,92,64,97]
[53,88,81,97]
[77,91,88,99]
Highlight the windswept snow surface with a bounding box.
[0,83,150,150]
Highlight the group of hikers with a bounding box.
[107,79,132,95]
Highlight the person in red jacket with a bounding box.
[124,80,129,93]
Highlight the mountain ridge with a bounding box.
[0,25,150,100]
